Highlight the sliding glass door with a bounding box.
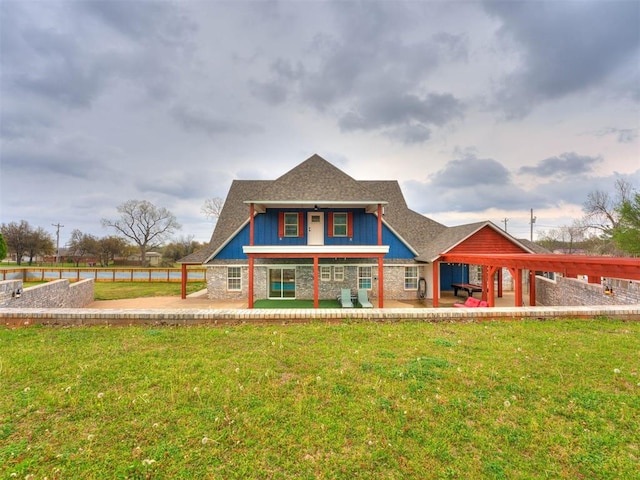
[269,268,296,299]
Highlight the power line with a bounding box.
[52,223,64,263]
[530,209,536,241]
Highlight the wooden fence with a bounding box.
[0,267,206,283]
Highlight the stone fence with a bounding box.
[1,305,639,328]
[0,279,94,309]
[535,275,640,306]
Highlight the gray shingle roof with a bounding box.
[361,180,447,255]
[248,154,386,204]
[180,154,525,264]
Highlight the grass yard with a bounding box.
[21,281,207,301]
[1,320,638,479]
[92,282,206,300]
[253,299,341,308]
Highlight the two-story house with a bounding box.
[182,154,536,307]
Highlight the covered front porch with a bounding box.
[243,245,389,308]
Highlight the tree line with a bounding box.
[0,199,216,267]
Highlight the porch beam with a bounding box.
[181,262,187,299]
[529,270,536,306]
[481,266,489,302]
[249,203,255,246]
[377,204,383,246]
[487,266,499,307]
[438,253,640,281]
[514,268,523,307]
[313,256,319,308]
[432,260,440,308]
[248,251,386,259]
[378,255,384,308]
[248,255,254,309]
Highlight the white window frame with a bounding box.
[358,266,372,290]
[284,212,299,237]
[320,266,331,282]
[227,266,242,291]
[405,266,419,290]
[333,212,348,237]
[333,266,344,282]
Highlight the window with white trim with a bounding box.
[405,266,419,290]
[334,266,344,282]
[320,266,331,282]
[358,266,372,290]
[227,267,241,291]
[333,213,348,237]
[284,212,299,237]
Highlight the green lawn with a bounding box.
[20,281,207,301]
[1,320,638,479]
[92,282,206,300]
[253,298,341,308]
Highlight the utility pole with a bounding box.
[502,218,509,232]
[52,222,64,264]
[529,209,536,241]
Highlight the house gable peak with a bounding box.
[247,154,387,208]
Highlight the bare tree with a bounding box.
[202,197,224,223]
[101,200,181,266]
[582,178,633,236]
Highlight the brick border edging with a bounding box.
[2,306,639,327]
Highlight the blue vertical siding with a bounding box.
[214,208,415,260]
[440,263,469,288]
[216,224,250,259]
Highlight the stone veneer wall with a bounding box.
[0,279,94,308]
[206,263,250,300]
[206,261,424,302]
[535,276,640,306]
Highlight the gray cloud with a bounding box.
[136,170,232,200]
[595,127,640,144]
[484,0,640,118]
[0,1,636,245]
[80,0,196,45]
[0,112,53,140]
[534,170,640,208]
[339,92,463,133]
[404,156,518,212]
[1,1,196,111]
[248,1,469,141]
[430,156,512,188]
[169,105,264,137]
[248,58,306,105]
[2,135,119,180]
[519,152,603,178]
[388,124,433,145]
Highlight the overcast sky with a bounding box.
[1,0,639,248]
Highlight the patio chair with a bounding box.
[339,288,354,308]
[357,289,373,308]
